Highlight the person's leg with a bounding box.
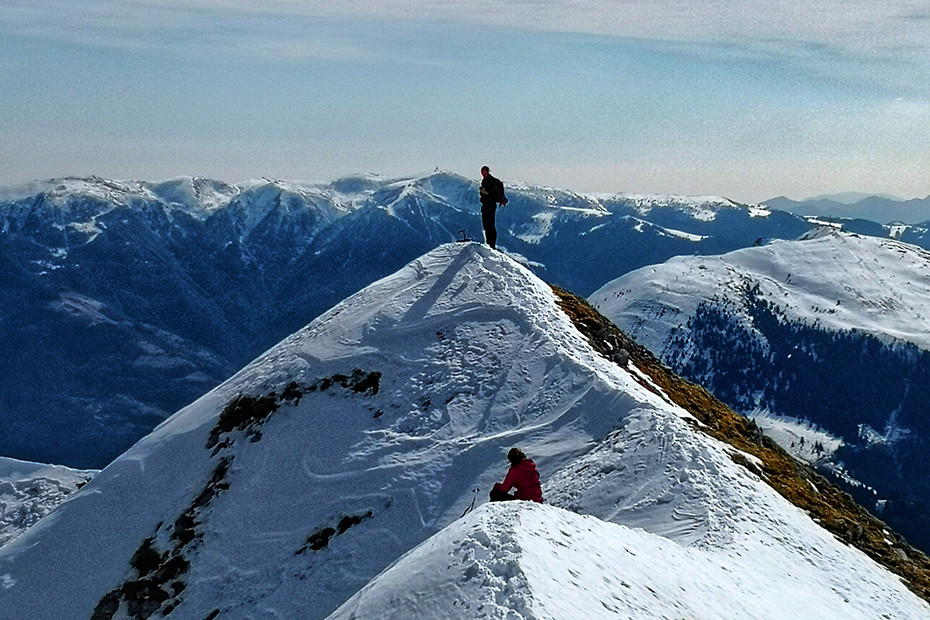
[489,486,516,502]
[481,205,497,249]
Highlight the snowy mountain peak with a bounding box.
[0,176,146,206]
[0,242,667,619]
[146,177,239,212]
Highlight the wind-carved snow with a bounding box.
[0,458,96,548]
[1,242,927,619]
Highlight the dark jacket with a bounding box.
[480,174,507,208]
[495,458,543,502]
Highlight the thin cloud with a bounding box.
[6,1,929,56]
[4,0,927,94]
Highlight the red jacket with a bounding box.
[496,459,543,502]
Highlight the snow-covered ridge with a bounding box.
[0,243,671,618]
[331,500,927,620]
[0,172,750,220]
[0,176,236,212]
[0,176,339,219]
[589,228,930,556]
[603,192,748,221]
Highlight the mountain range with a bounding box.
[4,172,929,469]
[2,243,928,619]
[764,194,930,225]
[590,229,930,553]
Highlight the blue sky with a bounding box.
[2,1,929,202]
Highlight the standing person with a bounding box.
[489,448,543,503]
[479,166,508,249]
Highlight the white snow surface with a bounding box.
[331,500,922,620]
[749,411,844,465]
[0,242,926,619]
[590,229,930,355]
[0,457,96,548]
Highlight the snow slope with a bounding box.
[0,458,96,548]
[1,242,927,619]
[333,354,930,618]
[590,229,930,354]
[332,500,925,620]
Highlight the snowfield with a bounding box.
[1,243,927,619]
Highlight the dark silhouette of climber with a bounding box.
[479,166,507,249]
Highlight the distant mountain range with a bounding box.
[764,194,930,224]
[2,172,929,469]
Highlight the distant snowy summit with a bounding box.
[592,229,930,353]
[2,243,928,619]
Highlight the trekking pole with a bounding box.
[460,487,479,517]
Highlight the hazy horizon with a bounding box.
[2,1,928,204]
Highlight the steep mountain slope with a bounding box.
[590,230,930,553]
[2,244,928,619]
[1,172,830,468]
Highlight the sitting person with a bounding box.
[490,448,543,503]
